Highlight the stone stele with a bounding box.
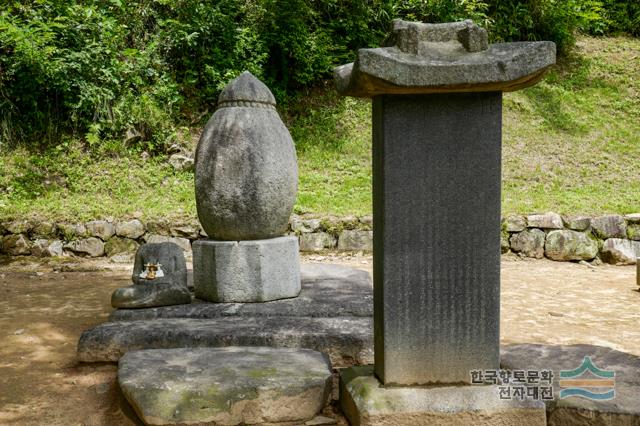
[118,347,332,425]
[111,242,191,309]
[195,71,298,241]
[334,18,554,425]
[335,19,555,387]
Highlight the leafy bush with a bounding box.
[583,0,640,36]
[0,0,635,150]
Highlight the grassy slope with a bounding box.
[502,37,640,214]
[0,36,638,223]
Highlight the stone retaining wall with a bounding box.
[1,212,639,265]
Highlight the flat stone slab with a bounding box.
[340,365,546,426]
[78,316,373,366]
[119,347,332,425]
[111,264,372,321]
[80,264,373,366]
[502,343,640,425]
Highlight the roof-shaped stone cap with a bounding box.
[218,71,276,106]
[335,20,556,98]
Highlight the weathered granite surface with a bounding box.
[544,229,598,261]
[81,264,373,365]
[337,230,373,252]
[2,234,31,255]
[504,214,526,232]
[195,71,298,240]
[85,220,115,240]
[78,316,373,366]
[64,237,105,257]
[371,92,502,385]
[563,215,591,231]
[502,343,640,425]
[111,283,191,309]
[104,236,139,258]
[143,234,191,253]
[193,236,301,302]
[334,19,555,97]
[591,215,627,239]
[115,219,145,239]
[111,264,372,321]
[111,242,191,309]
[527,212,564,229]
[119,347,332,425]
[130,242,187,286]
[601,238,640,265]
[31,238,63,257]
[510,228,546,258]
[300,232,337,251]
[340,365,546,426]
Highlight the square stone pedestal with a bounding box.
[340,366,547,426]
[193,236,300,302]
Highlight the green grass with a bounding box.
[502,36,640,215]
[0,144,196,222]
[0,36,638,223]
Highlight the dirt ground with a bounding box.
[0,254,638,425]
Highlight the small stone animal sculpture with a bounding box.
[111,242,191,309]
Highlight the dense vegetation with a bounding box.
[0,2,638,221]
[1,36,638,221]
[1,0,638,150]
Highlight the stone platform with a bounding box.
[340,366,546,426]
[119,347,332,425]
[78,316,373,365]
[78,264,373,366]
[111,264,372,321]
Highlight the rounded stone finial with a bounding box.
[217,71,276,107]
[195,72,298,241]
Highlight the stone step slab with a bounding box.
[110,264,373,322]
[118,347,332,425]
[78,316,373,366]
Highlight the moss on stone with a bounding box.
[247,367,278,379]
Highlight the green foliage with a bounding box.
[582,0,640,36]
[393,0,490,26]
[1,36,639,221]
[0,0,637,150]
[0,1,184,150]
[394,0,607,54]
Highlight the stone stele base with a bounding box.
[340,366,546,426]
[193,235,300,302]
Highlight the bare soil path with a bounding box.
[0,255,638,425]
